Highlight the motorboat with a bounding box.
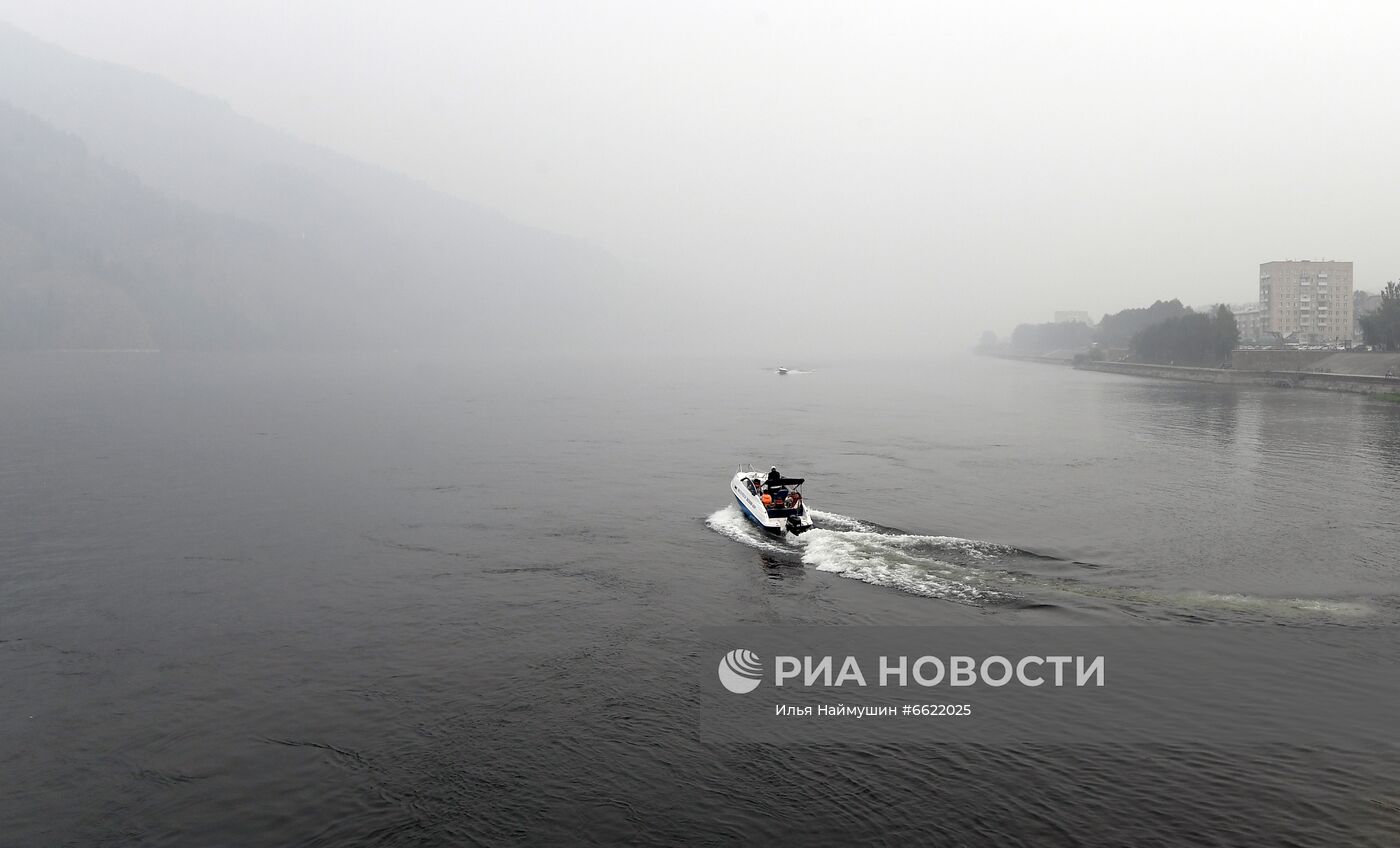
[776,366,790,375]
[730,464,815,536]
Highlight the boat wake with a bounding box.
[1046,584,1376,619]
[704,505,1377,619]
[705,505,1017,604]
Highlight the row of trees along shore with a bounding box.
[984,300,1239,365]
[1130,306,1239,366]
[988,287,1400,365]
[1360,282,1400,350]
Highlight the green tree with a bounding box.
[1096,299,1189,347]
[1213,305,1239,361]
[1360,282,1400,350]
[1129,306,1239,366]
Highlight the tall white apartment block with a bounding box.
[1259,260,1353,343]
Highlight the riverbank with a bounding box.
[980,351,1075,365]
[1075,360,1400,397]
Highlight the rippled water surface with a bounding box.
[3,352,1399,846]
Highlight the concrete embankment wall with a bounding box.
[1230,350,1335,371]
[1076,360,1400,396]
[1293,352,1400,376]
[1232,349,1400,375]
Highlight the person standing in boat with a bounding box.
[767,466,782,486]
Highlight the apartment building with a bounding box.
[1259,261,1353,343]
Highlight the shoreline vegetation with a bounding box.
[981,287,1400,367]
[978,288,1400,401]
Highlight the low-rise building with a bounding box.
[1234,305,1265,342]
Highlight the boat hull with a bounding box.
[731,471,814,536]
[735,493,785,535]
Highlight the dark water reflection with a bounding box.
[2,352,1398,846]
[1374,412,1400,478]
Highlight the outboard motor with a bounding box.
[786,516,810,535]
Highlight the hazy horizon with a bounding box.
[6,9,1400,844]
[4,1,1400,350]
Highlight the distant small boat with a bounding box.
[777,366,789,375]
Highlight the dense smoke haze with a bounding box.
[4,2,1400,354]
[9,6,1400,846]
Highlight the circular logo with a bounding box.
[717,648,763,694]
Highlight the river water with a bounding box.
[2,352,1398,846]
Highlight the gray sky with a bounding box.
[4,0,1399,344]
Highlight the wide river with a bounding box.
[3,352,1398,845]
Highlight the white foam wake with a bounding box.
[1175,591,1373,618]
[803,509,872,532]
[704,505,793,556]
[1046,582,1376,620]
[798,527,1011,603]
[705,505,1012,604]
[707,505,1374,619]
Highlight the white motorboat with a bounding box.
[730,464,815,536]
[776,366,790,374]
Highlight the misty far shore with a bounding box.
[0,23,626,353]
